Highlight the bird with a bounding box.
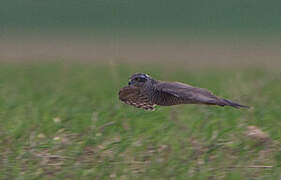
[119,73,249,111]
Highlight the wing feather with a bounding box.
[155,82,248,108]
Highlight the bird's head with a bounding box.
[128,73,153,87]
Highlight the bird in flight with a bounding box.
[119,73,249,111]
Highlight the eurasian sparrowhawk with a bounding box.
[119,73,249,110]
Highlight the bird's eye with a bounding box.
[134,77,146,82]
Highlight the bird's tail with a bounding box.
[218,98,250,109]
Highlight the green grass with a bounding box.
[0,63,280,179]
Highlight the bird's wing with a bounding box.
[119,86,156,110]
[155,82,249,108]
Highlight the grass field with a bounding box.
[0,63,280,179]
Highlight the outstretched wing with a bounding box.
[154,82,249,108]
[119,86,156,110]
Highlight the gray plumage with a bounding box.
[119,73,249,110]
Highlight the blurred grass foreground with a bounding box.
[1,0,281,179]
[0,64,280,179]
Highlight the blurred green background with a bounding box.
[1,0,281,35]
[0,1,281,180]
[1,0,281,67]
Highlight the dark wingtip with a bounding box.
[221,99,250,109]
